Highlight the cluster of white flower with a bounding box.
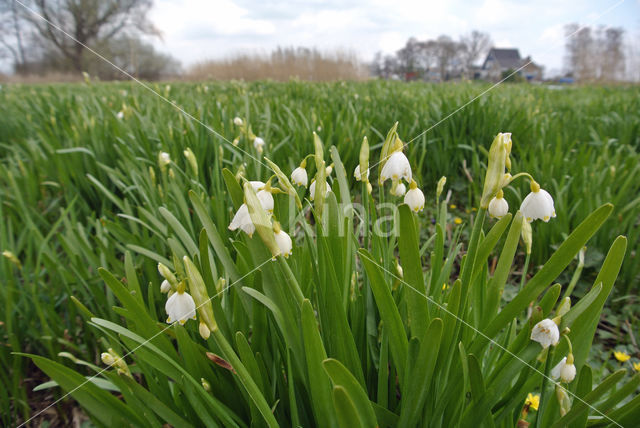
[228,180,293,258]
[531,318,576,383]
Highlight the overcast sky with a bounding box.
[150,0,640,74]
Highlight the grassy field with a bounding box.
[1,80,639,426]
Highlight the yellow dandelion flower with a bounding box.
[449,204,457,209]
[633,362,640,372]
[614,351,631,362]
[525,393,539,411]
[454,217,463,225]
[442,283,447,291]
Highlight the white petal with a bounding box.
[380,152,412,184]
[354,165,370,181]
[229,204,255,236]
[488,196,509,218]
[291,167,308,186]
[257,190,274,212]
[551,357,567,379]
[309,181,331,201]
[531,318,560,348]
[521,189,555,222]
[392,182,406,196]
[165,291,196,324]
[160,279,171,293]
[249,181,265,192]
[561,363,576,383]
[404,187,425,212]
[274,230,293,258]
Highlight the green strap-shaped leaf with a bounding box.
[23,354,143,427]
[333,386,362,428]
[301,299,338,427]
[569,236,627,368]
[189,190,241,283]
[480,203,613,343]
[398,204,429,339]
[398,318,443,427]
[358,248,409,385]
[323,359,377,428]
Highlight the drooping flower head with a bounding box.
[253,137,265,152]
[233,117,243,126]
[520,180,556,223]
[551,355,576,383]
[380,151,412,184]
[531,318,560,349]
[309,180,331,201]
[404,180,425,212]
[291,165,308,187]
[229,204,256,236]
[392,182,406,197]
[488,189,509,219]
[273,221,293,259]
[165,283,197,325]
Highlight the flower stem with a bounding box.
[277,255,304,305]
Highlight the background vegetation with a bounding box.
[1,80,639,425]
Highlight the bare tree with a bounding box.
[433,35,462,81]
[565,23,626,82]
[21,0,157,72]
[564,23,595,81]
[0,0,29,71]
[396,37,422,79]
[460,30,492,78]
[600,27,625,81]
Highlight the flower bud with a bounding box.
[264,157,302,209]
[160,279,172,293]
[436,176,446,198]
[480,133,511,208]
[201,378,211,392]
[101,352,116,366]
[183,147,198,177]
[233,117,243,126]
[158,263,178,286]
[199,321,211,340]
[183,256,217,332]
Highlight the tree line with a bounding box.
[371,30,492,81]
[0,0,179,80]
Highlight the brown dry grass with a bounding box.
[0,72,84,84]
[186,47,369,81]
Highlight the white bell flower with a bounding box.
[309,180,331,201]
[116,111,124,120]
[158,151,171,167]
[160,279,171,293]
[520,181,556,223]
[392,182,406,197]
[551,356,576,383]
[229,204,256,236]
[233,117,243,126]
[488,190,509,219]
[354,164,369,181]
[531,318,560,349]
[274,229,293,258]
[380,151,411,184]
[291,166,308,187]
[249,181,265,192]
[257,190,274,213]
[253,137,265,152]
[165,290,196,325]
[404,181,425,212]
